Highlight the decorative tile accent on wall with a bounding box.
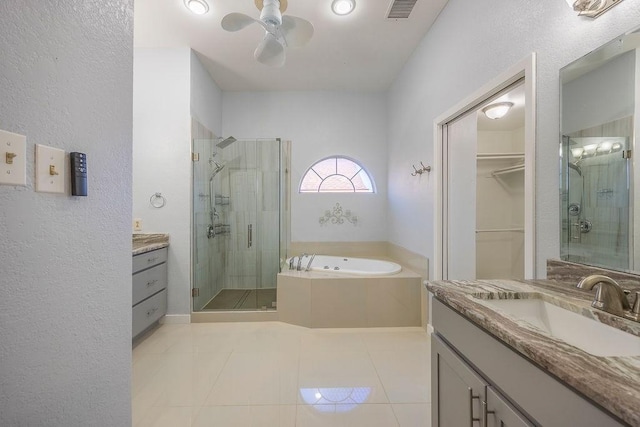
[319,203,358,226]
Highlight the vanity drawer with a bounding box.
[133,262,167,306]
[133,289,167,338]
[133,248,168,273]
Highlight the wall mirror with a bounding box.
[560,27,640,272]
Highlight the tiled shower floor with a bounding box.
[202,288,277,310]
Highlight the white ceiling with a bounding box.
[134,0,450,91]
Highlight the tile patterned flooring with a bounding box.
[133,321,432,426]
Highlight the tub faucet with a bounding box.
[297,253,307,271]
[288,257,297,271]
[576,275,631,318]
[305,254,316,272]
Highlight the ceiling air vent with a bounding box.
[387,0,418,19]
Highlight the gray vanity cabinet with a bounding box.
[431,298,625,427]
[485,387,534,427]
[432,334,486,426]
[432,334,532,427]
[132,248,168,339]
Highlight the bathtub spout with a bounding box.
[305,254,316,272]
[297,253,307,271]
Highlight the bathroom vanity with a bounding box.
[427,279,639,427]
[132,234,169,339]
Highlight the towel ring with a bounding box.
[150,192,166,208]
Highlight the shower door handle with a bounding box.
[248,224,253,248]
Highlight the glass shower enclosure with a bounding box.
[560,135,632,270]
[192,137,286,311]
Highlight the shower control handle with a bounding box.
[248,224,253,248]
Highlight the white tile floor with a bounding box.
[133,322,432,427]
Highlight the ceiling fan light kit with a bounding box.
[565,0,625,18]
[221,0,314,67]
[184,0,209,15]
[332,0,356,16]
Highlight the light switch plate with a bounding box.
[0,129,27,186]
[35,144,65,194]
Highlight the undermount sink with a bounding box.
[475,297,640,357]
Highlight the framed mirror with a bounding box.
[560,27,640,272]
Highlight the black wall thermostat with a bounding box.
[70,152,87,196]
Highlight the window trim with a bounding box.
[298,155,376,193]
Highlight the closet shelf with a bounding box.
[477,152,524,160]
[476,228,525,233]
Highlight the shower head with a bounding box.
[209,161,225,181]
[568,162,582,176]
[216,136,237,149]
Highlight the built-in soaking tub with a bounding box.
[286,255,402,276]
[277,255,421,328]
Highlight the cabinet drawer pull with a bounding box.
[469,388,481,426]
[146,307,158,317]
[482,400,495,426]
[146,279,158,287]
[147,257,159,264]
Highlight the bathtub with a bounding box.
[286,255,402,276]
[278,255,420,328]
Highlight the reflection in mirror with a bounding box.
[560,28,639,272]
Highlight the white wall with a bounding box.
[222,91,388,243]
[191,52,223,136]
[0,1,133,425]
[133,48,223,317]
[387,0,640,278]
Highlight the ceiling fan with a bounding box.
[221,0,314,67]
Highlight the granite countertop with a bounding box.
[426,279,640,426]
[132,233,169,255]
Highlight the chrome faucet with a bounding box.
[576,275,640,321]
[288,256,297,271]
[296,253,307,271]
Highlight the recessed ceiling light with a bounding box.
[482,102,514,120]
[184,0,209,15]
[332,0,356,16]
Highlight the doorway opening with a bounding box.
[434,55,537,280]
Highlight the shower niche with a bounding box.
[192,122,288,311]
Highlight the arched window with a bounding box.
[299,156,375,193]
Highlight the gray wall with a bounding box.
[387,0,640,277]
[0,1,133,425]
[562,49,636,134]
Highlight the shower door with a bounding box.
[224,139,281,309]
[192,137,282,311]
[561,136,632,270]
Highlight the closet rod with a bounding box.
[491,164,524,177]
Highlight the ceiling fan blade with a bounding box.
[254,33,285,67]
[221,13,259,32]
[280,15,314,48]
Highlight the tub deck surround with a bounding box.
[278,266,422,328]
[132,233,169,255]
[426,279,640,426]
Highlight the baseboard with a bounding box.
[191,310,279,323]
[160,314,191,324]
